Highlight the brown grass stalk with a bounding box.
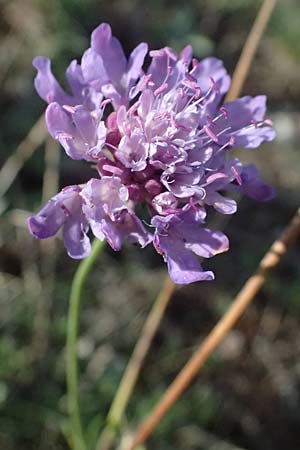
[225,0,278,102]
[0,115,46,199]
[125,0,280,448]
[127,208,300,450]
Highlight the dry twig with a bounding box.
[0,115,46,200]
[125,1,283,447]
[127,208,300,450]
[225,0,278,102]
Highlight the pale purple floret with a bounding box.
[81,23,148,107]
[213,96,276,149]
[28,186,91,259]
[29,22,276,284]
[190,57,231,97]
[152,192,178,215]
[161,166,205,199]
[81,178,152,250]
[197,159,243,214]
[33,57,103,110]
[235,164,275,201]
[152,206,229,284]
[116,134,148,171]
[146,46,193,93]
[46,103,106,160]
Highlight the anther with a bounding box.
[154,82,169,96]
[220,107,228,119]
[62,105,76,114]
[231,166,242,185]
[56,132,73,140]
[150,49,164,58]
[203,125,219,143]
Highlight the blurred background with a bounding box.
[0,0,300,449]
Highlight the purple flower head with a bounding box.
[29,23,276,284]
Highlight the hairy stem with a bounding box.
[67,239,105,450]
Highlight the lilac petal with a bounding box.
[33,57,72,105]
[127,43,148,88]
[46,103,104,161]
[161,167,203,198]
[164,246,215,284]
[116,134,148,171]
[233,125,276,149]
[91,23,126,85]
[62,213,91,259]
[101,83,124,108]
[114,211,152,248]
[147,46,190,92]
[219,96,276,149]
[28,199,66,239]
[45,102,74,140]
[152,206,227,284]
[90,211,151,251]
[191,57,231,95]
[147,48,170,89]
[28,186,86,253]
[152,192,178,215]
[224,95,267,127]
[65,60,85,96]
[238,165,275,201]
[99,218,123,251]
[82,177,129,222]
[150,143,186,170]
[205,192,237,214]
[124,214,152,248]
[72,106,97,143]
[187,147,214,167]
[185,228,229,258]
[81,48,108,88]
[179,45,193,65]
[153,232,214,284]
[138,89,154,119]
[88,121,107,158]
[46,103,85,160]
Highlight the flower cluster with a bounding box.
[28,23,275,284]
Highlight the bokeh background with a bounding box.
[0,0,300,449]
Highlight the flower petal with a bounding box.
[33,57,72,105]
[62,212,91,259]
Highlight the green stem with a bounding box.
[67,239,105,450]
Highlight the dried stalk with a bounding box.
[125,1,281,447]
[127,208,300,450]
[225,0,278,102]
[0,115,46,199]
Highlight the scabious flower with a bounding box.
[28,23,275,284]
